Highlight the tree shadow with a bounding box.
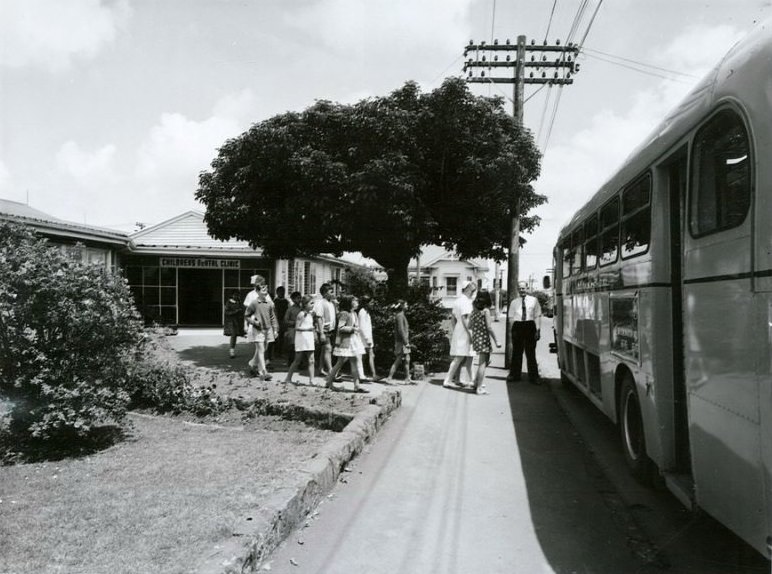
[0,425,129,465]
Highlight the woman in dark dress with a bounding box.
[224,290,245,358]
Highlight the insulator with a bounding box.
[542,55,547,61]
[493,39,498,45]
[481,40,486,46]
[542,72,546,78]
[469,40,474,45]
[554,72,559,78]
[529,72,534,78]
[543,40,548,46]
[482,55,486,62]
[531,55,535,61]
[494,55,498,61]
[506,38,511,45]
[567,55,572,62]
[556,38,561,45]
[481,70,486,77]
[506,55,511,61]
[531,39,536,45]
[566,72,572,79]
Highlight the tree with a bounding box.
[196,77,544,293]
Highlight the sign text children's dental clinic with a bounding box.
[160,258,240,269]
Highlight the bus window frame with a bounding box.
[688,107,753,239]
[571,227,585,275]
[620,172,653,260]
[598,196,621,267]
[584,214,599,271]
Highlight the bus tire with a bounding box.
[619,375,653,483]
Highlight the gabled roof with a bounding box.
[410,245,490,272]
[0,198,128,245]
[129,211,262,256]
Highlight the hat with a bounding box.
[250,274,265,286]
[461,280,477,292]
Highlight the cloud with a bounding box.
[0,0,131,72]
[132,90,258,219]
[55,141,119,188]
[288,0,472,56]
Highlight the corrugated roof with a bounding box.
[129,211,261,254]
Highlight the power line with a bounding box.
[544,0,559,42]
[430,53,465,85]
[581,51,695,83]
[582,46,698,78]
[577,0,604,48]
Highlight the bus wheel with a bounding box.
[619,375,652,483]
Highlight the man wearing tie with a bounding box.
[507,281,542,384]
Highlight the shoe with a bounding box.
[476,385,489,395]
[263,374,273,381]
[442,380,454,388]
[353,387,370,393]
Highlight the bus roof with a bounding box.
[556,19,772,242]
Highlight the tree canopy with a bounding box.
[196,77,544,292]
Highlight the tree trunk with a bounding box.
[379,255,411,298]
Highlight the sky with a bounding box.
[1,0,771,287]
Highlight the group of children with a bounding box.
[227,276,505,395]
[226,277,414,393]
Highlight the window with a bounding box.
[584,214,599,269]
[562,240,573,278]
[599,197,620,266]
[446,276,458,296]
[690,109,751,236]
[571,228,584,275]
[621,174,652,259]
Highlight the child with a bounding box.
[469,290,501,395]
[223,290,245,358]
[284,295,316,386]
[357,295,379,381]
[386,300,413,384]
[326,295,366,393]
[245,282,279,381]
[283,291,302,366]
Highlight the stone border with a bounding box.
[196,388,402,573]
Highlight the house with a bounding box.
[1,201,371,327]
[407,245,490,308]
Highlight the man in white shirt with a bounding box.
[507,281,542,384]
[313,283,337,376]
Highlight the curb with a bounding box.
[197,387,402,574]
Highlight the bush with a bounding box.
[367,285,449,374]
[127,333,229,417]
[0,223,144,439]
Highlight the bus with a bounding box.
[552,21,772,559]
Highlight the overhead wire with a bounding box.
[580,51,694,83]
[577,0,604,47]
[544,0,559,42]
[582,46,698,78]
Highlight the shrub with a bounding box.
[368,285,449,374]
[0,223,144,439]
[127,332,230,417]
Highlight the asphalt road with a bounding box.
[261,318,769,574]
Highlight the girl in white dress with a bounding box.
[326,295,366,392]
[284,296,316,385]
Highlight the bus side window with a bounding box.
[571,228,585,274]
[690,109,751,236]
[599,196,620,266]
[562,240,573,277]
[621,174,652,258]
[584,214,599,269]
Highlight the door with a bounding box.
[177,268,223,326]
[667,154,691,473]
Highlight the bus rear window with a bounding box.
[690,109,751,237]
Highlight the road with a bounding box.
[262,318,768,574]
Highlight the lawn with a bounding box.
[0,331,391,574]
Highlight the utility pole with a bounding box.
[464,35,579,366]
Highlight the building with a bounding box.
[1,200,371,327]
[407,245,490,308]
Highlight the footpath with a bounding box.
[172,319,646,573]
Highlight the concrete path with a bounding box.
[260,318,649,574]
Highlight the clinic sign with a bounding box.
[160,257,240,269]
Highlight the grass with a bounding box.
[0,334,391,573]
[0,412,335,574]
